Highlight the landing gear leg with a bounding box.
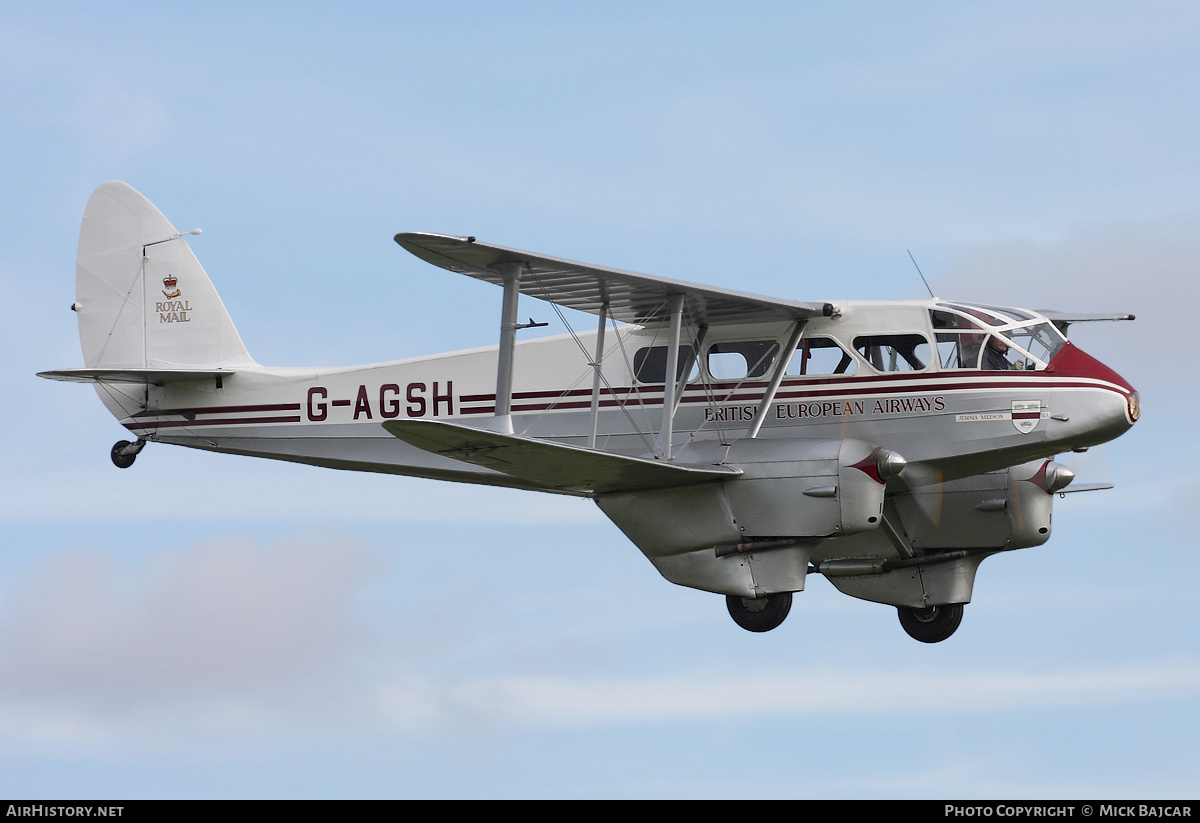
[897,603,964,643]
[110,438,145,469]
[726,591,792,633]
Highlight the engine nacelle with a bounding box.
[717,437,898,538]
[812,458,1072,609]
[594,437,901,597]
[892,458,1067,552]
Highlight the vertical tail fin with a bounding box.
[76,181,255,369]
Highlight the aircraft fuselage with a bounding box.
[100,304,1136,492]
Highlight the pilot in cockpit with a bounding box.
[983,334,1014,370]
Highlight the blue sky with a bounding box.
[2,1,1198,798]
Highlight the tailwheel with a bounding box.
[110,439,144,469]
[726,591,792,633]
[897,603,964,643]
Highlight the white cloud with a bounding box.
[6,653,1197,751]
[372,661,1200,730]
[0,534,384,707]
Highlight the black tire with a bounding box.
[110,440,137,469]
[897,603,964,643]
[726,591,792,633]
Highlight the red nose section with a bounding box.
[1047,342,1135,393]
[1048,342,1140,423]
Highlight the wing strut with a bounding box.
[747,320,805,438]
[488,262,524,434]
[670,326,706,421]
[654,294,685,459]
[587,303,608,449]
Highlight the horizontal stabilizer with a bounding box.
[395,232,835,327]
[382,419,740,494]
[1055,482,1115,494]
[37,368,234,386]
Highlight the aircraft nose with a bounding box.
[1048,342,1139,428]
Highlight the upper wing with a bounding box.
[1037,311,1135,335]
[382,419,741,494]
[395,232,834,327]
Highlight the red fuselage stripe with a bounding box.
[132,415,303,429]
[133,402,302,418]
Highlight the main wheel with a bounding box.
[726,592,792,633]
[110,440,137,469]
[897,603,964,643]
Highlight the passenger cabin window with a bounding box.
[633,345,699,384]
[786,337,857,376]
[931,309,986,370]
[706,340,779,381]
[853,334,930,372]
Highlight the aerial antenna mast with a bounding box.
[907,250,936,299]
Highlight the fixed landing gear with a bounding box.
[897,603,964,643]
[726,591,792,632]
[110,439,145,469]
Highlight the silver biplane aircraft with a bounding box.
[42,182,1140,642]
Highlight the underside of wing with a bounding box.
[394,232,833,327]
[382,419,740,494]
[37,368,235,385]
